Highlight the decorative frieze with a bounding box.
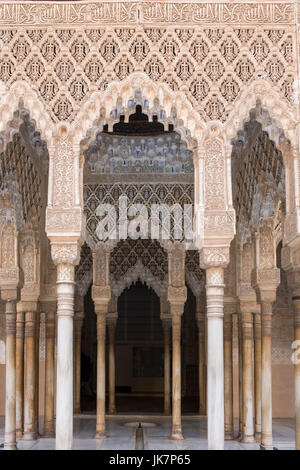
[0,3,294,27]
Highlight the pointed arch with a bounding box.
[111,259,167,299]
[0,80,54,152]
[73,72,204,150]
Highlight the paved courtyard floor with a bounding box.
[0,415,296,450]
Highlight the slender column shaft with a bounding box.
[23,311,37,440]
[171,313,183,440]
[238,314,243,437]
[74,317,83,414]
[241,312,255,442]
[206,266,225,450]
[260,302,273,450]
[292,296,300,451]
[56,265,75,450]
[44,312,55,437]
[163,321,171,415]
[95,312,106,438]
[108,321,116,414]
[198,319,206,415]
[35,312,40,437]
[16,311,24,439]
[224,312,234,439]
[254,312,262,441]
[4,300,17,450]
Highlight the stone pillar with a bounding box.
[162,318,171,415]
[238,314,243,438]
[260,300,274,450]
[55,261,76,450]
[44,310,55,437]
[224,303,234,440]
[16,306,24,439]
[3,298,17,450]
[107,314,117,415]
[92,248,111,439]
[95,311,106,438]
[35,311,40,437]
[50,241,81,451]
[253,222,280,450]
[292,292,300,450]
[170,307,184,439]
[241,311,255,443]
[205,265,225,450]
[23,309,38,440]
[167,246,187,440]
[196,295,206,415]
[253,312,262,441]
[74,311,84,414]
[281,247,300,451]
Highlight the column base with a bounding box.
[94,431,107,439]
[260,444,274,450]
[4,443,18,450]
[16,430,23,439]
[241,435,256,444]
[74,409,81,415]
[171,431,184,440]
[108,409,116,415]
[225,431,235,440]
[22,431,38,441]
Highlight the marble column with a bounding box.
[224,307,234,440]
[241,311,255,443]
[260,301,273,450]
[95,311,106,438]
[292,292,300,450]
[16,308,24,439]
[205,266,225,450]
[23,310,38,440]
[44,311,55,437]
[55,263,76,450]
[196,295,206,415]
[34,312,40,437]
[170,306,184,440]
[107,315,117,415]
[238,314,243,438]
[4,299,17,450]
[254,312,262,441]
[162,319,171,415]
[74,312,83,414]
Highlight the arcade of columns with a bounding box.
[0,0,300,451]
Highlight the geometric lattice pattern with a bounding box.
[0,26,294,122]
[110,239,168,282]
[84,183,194,246]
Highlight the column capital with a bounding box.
[200,246,230,270]
[51,241,81,267]
[168,285,187,307]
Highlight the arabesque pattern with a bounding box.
[0,24,295,123]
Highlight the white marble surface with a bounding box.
[0,415,296,450]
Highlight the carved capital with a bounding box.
[51,242,81,266]
[253,268,280,301]
[200,246,230,269]
[92,285,111,313]
[167,285,187,306]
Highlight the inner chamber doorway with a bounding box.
[80,282,199,413]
